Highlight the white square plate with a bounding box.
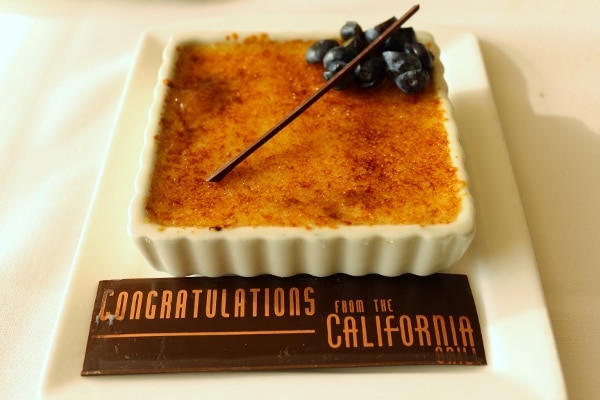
[40,17,566,399]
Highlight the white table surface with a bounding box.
[1,1,598,399]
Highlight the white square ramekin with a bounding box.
[128,30,475,277]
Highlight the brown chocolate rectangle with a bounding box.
[82,273,486,375]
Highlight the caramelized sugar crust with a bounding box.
[146,34,464,228]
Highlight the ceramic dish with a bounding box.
[128,29,475,277]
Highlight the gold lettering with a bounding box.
[449,315,458,346]
[457,347,468,364]
[160,290,172,319]
[326,314,341,348]
[343,316,359,348]
[97,285,322,321]
[435,347,445,364]
[459,316,475,346]
[115,291,128,321]
[415,314,431,346]
[398,315,413,346]
[375,315,383,346]
[384,315,398,346]
[336,300,365,314]
[289,287,300,316]
[99,289,114,321]
[129,291,143,320]
[304,287,315,316]
[274,288,285,317]
[264,288,270,317]
[234,288,245,317]
[360,316,374,348]
[434,346,480,365]
[220,289,230,318]
[356,300,365,313]
[433,315,448,347]
[192,289,202,318]
[445,346,456,364]
[470,347,479,364]
[175,290,187,318]
[373,299,393,312]
[145,290,157,319]
[250,288,260,317]
[206,289,217,318]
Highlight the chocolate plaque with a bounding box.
[82,273,486,375]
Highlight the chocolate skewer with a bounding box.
[207,4,420,182]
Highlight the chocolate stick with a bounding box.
[207,5,420,182]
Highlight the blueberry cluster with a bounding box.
[305,18,434,94]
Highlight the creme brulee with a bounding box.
[145,34,464,229]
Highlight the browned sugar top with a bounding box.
[146,34,464,228]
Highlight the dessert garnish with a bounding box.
[307,18,433,93]
[206,4,420,182]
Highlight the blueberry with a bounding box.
[383,27,417,51]
[382,51,422,75]
[392,69,430,94]
[405,41,433,71]
[304,18,433,94]
[323,62,354,90]
[340,21,363,41]
[344,34,368,54]
[305,39,339,64]
[354,56,386,88]
[322,46,357,71]
[364,17,397,43]
[364,28,378,44]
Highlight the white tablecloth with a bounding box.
[1,1,598,398]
